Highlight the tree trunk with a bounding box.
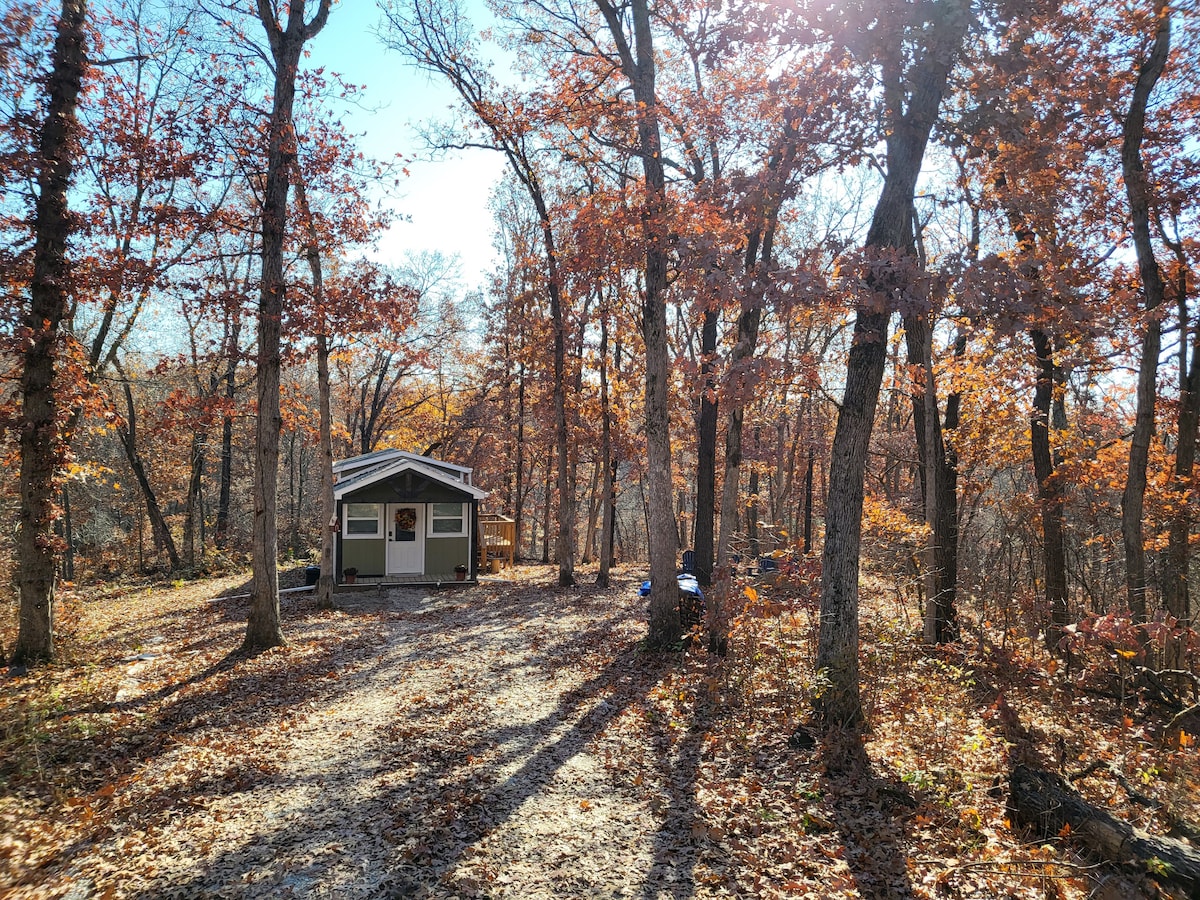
[183,429,204,570]
[542,447,552,564]
[215,311,241,550]
[803,446,814,555]
[1030,328,1070,641]
[597,306,615,588]
[775,409,797,540]
[903,311,957,643]
[708,139,794,647]
[912,314,941,642]
[714,306,761,648]
[1120,1,1170,625]
[514,356,526,563]
[12,0,88,666]
[514,180,574,587]
[596,0,678,646]
[717,398,748,574]
[315,331,336,610]
[938,331,966,634]
[293,167,336,611]
[693,306,719,586]
[1164,254,1198,663]
[996,176,1070,642]
[246,0,332,652]
[816,0,971,725]
[287,429,301,557]
[115,377,180,572]
[61,487,75,582]
[546,225,575,588]
[580,459,601,564]
[818,302,891,726]
[747,459,760,559]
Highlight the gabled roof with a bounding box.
[333,449,473,484]
[333,454,488,501]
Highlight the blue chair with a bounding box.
[681,549,696,575]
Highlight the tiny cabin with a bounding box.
[333,450,488,583]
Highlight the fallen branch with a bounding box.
[208,585,314,603]
[1139,668,1200,690]
[1134,666,1197,710]
[1167,703,1200,733]
[1009,764,1200,897]
[913,857,1110,885]
[1069,760,1161,809]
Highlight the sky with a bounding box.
[304,1,508,294]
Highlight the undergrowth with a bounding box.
[653,568,1200,899]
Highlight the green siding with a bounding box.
[337,491,478,578]
[342,539,385,577]
[425,536,469,573]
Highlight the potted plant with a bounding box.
[454,564,468,581]
[343,566,358,584]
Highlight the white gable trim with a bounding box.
[333,456,488,501]
[334,450,474,484]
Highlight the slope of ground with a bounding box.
[1,566,1195,898]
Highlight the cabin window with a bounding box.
[428,502,466,537]
[343,502,382,538]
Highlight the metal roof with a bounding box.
[333,453,488,501]
[333,449,474,484]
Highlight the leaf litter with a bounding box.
[1,565,1195,898]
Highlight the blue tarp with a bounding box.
[639,574,704,599]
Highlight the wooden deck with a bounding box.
[335,573,475,591]
[479,513,516,570]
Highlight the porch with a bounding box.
[335,572,477,591]
[479,513,516,570]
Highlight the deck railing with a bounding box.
[479,513,516,569]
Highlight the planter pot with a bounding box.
[344,574,356,584]
[455,571,467,581]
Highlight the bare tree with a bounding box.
[380,0,578,586]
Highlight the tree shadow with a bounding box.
[105,642,670,898]
[84,582,668,899]
[379,640,672,893]
[639,700,708,899]
[2,626,423,895]
[819,728,918,899]
[1,601,406,821]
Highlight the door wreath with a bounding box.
[395,508,417,532]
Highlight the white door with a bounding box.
[387,504,425,574]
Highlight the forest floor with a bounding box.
[1,563,1197,899]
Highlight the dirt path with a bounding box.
[50,575,694,899]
